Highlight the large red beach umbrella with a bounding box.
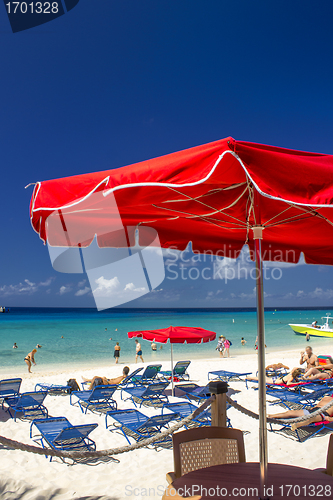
[128,325,217,396]
[29,137,333,498]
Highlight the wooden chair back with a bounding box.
[172,426,246,479]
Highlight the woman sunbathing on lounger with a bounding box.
[268,394,333,430]
[302,363,333,381]
[265,363,289,371]
[82,366,130,390]
[247,368,303,386]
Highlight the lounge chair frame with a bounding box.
[70,385,117,414]
[0,378,22,400]
[105,408,177,446]
[30,416,98,462]
[122,382,169,408]
[208,370,251,388]
[3,391,48,421]
[159,361,191,382]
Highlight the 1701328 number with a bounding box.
[279,484,331,496]
[5,2,59,14]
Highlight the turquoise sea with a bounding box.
[0,307,333,374]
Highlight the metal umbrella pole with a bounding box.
[253,225,269,500]
[170,343,174,396]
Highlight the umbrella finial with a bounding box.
[252,226,264,240]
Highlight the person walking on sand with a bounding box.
[223,338,231,357]
[216,336,225,358]
[135,339,144,363]
[114,342,120,364]
[24,349,37,373]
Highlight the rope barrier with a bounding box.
[1,387,332,460]
[226,394,333,425]
[0,396,215,460]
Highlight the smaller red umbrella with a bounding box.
[128,326,216,395]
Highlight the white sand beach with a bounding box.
[0,347,332,500]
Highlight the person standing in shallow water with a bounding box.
[135,339,144,363]
[216,336,224,358]
[24,349,37,373]
[114,342,120,364]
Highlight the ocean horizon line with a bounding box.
[2,305,333,313]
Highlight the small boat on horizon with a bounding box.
[289,313,333,338]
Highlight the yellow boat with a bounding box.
[289,313,333,338]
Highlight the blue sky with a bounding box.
[1,1,333,309]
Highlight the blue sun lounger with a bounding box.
[105,408,177,446]
[161,401,212,428]
[161,401,233,428]
[35,383,71,394]
[208,370,252,388]
[269,419,333,443]
[267,386,332,410]
[0,378,22,399]
[131,365,162,386]
[30,416,98,461]
[159,361,191,381]
[70,385,117,414]
[122,381,169,408]
[175,383,211,403]
[81,367,144,391]
[2,391,48,421]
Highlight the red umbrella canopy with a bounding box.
[128,326,216,344]
[30,136,333,265]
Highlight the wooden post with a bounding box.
[209,381,228,427]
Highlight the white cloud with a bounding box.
[0,279,37,296]
[124,283,146,292]
[78,279,87,288]
[75,287,91,296]
[92,276,147,298]
[59,285,72,295]
[25,279,35,287]
[40,278,54,287]
[93,276,120,296]
[0,277,56,296]
[308,287,333,299]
